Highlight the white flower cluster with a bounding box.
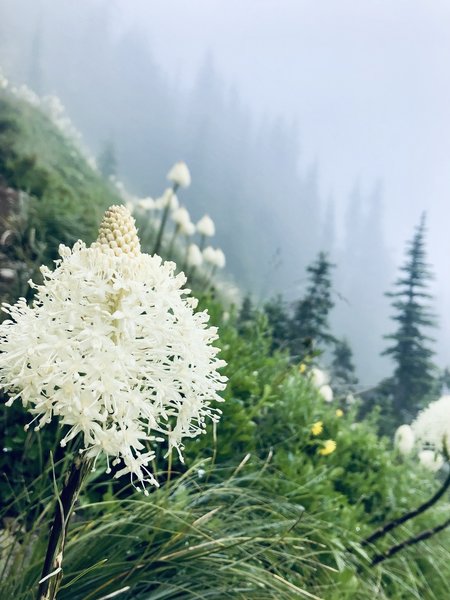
[0,206,227,491]
[203,246,226,269]
[412,395,450,454]
[393,395,450,472]
[129,161,226,278]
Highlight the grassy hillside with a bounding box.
[0,88,449,600]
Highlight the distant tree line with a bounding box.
[249,214,441,431]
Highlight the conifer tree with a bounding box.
[289,252,335,357]
[98,140,117,180]
[238,295,255,334]
[382,214,437,422]
[264,295,291,352]
[331,338,358,391]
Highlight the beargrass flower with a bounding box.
[138,197,156,211]
[187,243,203,267]
[412,395,450,455]
[214,248,226,269]
[320,384,333,403]
[172,206,190,227]
[418,449,444,472]
[196,215,215,237]
[311,421,323,436]
[394,424,415,456]
[203,246,226,269]
[180,219,196,237]
[0,205,227,492]
[167,161,191,188]
[309,367,328,389]
[319,439,336,456]
[156,188,179,211]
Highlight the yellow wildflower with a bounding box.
[319,440,336,456]
[311,421,323,436]
[335,409,344,418]
[299,363,307,374]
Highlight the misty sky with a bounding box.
[111,0,450,348]
[112,1,449,250]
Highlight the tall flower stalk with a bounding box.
[37,456,92,600]
[153,185,178,255]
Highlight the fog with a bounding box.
[1,0,449,385]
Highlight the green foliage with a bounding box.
[331,338,358,395]
[382,214,438,424]
[263,294,291,352]
[0,91,121,303]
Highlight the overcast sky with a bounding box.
[110,0,450,348]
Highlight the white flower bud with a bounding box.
[197,215,215,237]
[0,268,15,280]
[319,384,333,403]
[138,197,155,210]
[156,189,179,210]
[203,246,216,265]
[187,244,203,267]
[203,246,226,268]
[310,367,329,389]
[92,205,141,257]
[167,161,191,188]
[394,424,415,456]
[180,220,196,236]
[214,249,226,269]
[172,206,191,227]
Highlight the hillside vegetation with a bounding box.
[0,88,449,600]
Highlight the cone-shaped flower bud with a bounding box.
[93,204,141,257]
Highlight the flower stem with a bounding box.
[361,463,450,547]
[371,514,450,566]
[153,184,178,255]
[37,455,92,600]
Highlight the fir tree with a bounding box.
[290,252,335,357]
[264,295,291,352]
[98,140,117,180]
[331,338,358,392]
[382,214,437,422]
[238,295,255,334]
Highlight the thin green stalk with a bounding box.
[36,455,92,600]
[153,184,178,255]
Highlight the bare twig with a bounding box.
[371,515,450,566]
[361,465,450,547]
